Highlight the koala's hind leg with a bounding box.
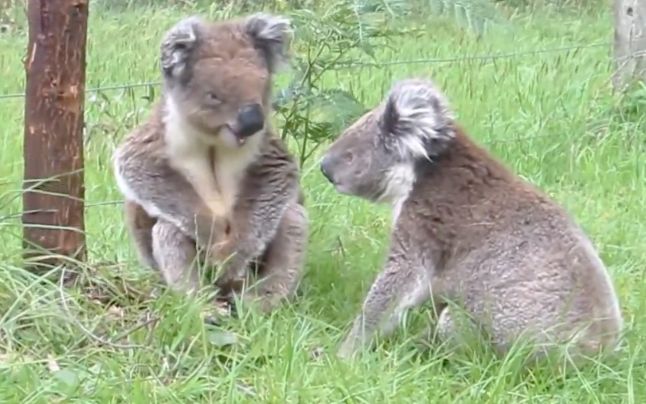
[151,218,200,294]
[241,202,309,314]
[124,200,158,270]
[418,304,502,360]
[418,306,461,349]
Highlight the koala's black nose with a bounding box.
[236,103,264,138]
[320,156,335,184]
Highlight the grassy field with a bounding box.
[1,2,645,402]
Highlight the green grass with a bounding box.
[1,3,645,402]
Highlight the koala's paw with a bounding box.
[241,291,282,315]
[212,235,237,263]
[336,337,360,361]
[336,346,354,360]
[200,219,235,263]
[202,299,235,325]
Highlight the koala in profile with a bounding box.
[112,13,309,313]
[320,78,623,362]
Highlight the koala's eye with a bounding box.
[205,92,222,105]
[343,151,355,163]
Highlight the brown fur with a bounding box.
[405,128,621,354]
[320,78,622,364]
[113,14,308,313]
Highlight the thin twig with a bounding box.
[58,266,147,351]
[110,312,159,343]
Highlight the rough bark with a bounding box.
[22,0,89,272]
[613,0,646,91]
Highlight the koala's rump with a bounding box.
[437,220,618,352]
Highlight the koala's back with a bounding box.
[402,131,622,356]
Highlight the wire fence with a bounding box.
[0,41,612,101]
[0,39,636,215]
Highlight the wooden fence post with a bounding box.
[613,0,646,91]
[22,0,89,272]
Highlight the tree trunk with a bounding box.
[613,0,646,91]
[22,0,89,272]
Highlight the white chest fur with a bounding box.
[162,97,262,214]
[211,136,262,208]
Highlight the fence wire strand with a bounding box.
[0,38,639,218]
[0,41,611,102]
[334,42,611,68]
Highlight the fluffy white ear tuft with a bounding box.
[382,78,456,160]
[244,13,293,73]
[160,16,202,80]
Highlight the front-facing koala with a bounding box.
[160,13,292,227]
[112,13,308,314]
[321,78,623,364]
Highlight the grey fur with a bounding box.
[244,13,292,73]
[321,78,623,364]
[112,14,308,313]
[160,16,202,82]
[382,78,456,160]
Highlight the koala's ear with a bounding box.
[160,16,202,80]
[381,79,456,159]
[244,13,292,73]
[382,95,400,136]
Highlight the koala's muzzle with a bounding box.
[320,155,336,184]
[236,103,265,138]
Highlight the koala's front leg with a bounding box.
[338,253,431,359]
[212,198,290,297]
[212,151,301,299]
[241,201,309,313]
[152,218,200,294]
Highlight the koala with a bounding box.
[112,13,309,314]
[320,78,623,363]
